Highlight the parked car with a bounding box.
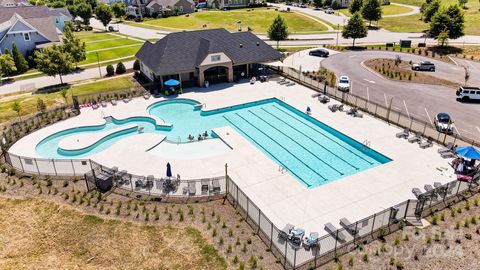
[325,8,334,14]
[456,86,480,101]
[286,2,292,5]
[107,25,118,32]
[434,113,455,134]
[299,3,306,8]
[412,61,435,71]
[309,49,329,57]
[337,76,350,92]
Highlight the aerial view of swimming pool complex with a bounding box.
[35,98,390,188]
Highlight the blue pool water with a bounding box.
[36,98,391,188]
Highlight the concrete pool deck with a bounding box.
[9,79,456,238]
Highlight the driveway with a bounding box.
[283,48,339,71]
[319,51,480,140]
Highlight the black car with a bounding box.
[309,49,329,57]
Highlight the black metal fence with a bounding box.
[225,172,480,269]
[279,67,479,149]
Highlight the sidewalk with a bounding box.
[0,60,135,95]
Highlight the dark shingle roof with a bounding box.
[136,28,282,75]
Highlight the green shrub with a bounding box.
[133,59,140,71]
[116,62,126,74]
[106,64,115,76]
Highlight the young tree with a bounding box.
[76,2,93,25]
[267,15,289,49]
[429,5,465,44]
[458,0,467,8]
[12,100,21,119]
[95,3,113,30]
[11,43,29,74]
[0,54,17,81]
[422,0,441,22]
[111,2,126,18]
[313,0,323,9]
[349,0,363,14]
[62,24,86,67]
[36,98,46,113]
[60,88,69,103]
[361,0,382,26]
[342,12,368,47]
[35,45,74,84]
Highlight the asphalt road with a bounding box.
[318,51,480,141]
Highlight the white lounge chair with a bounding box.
[111,98,117,106]
[396,129,409,139]
[420,138,433,149]
[408,133,422,143]
[438,142,454,154]
[324,223,346,241]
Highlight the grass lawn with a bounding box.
[137,7,328,33]
[382,0,480,35]
[80,45,142,65]
[340,4,413,17]
[0,77,133,123]
[0,198,226,269]
[75,31,119,42]
[85,38,142,51]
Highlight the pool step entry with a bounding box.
[278,165,287,174]
[362,140,371,150]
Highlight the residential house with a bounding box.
[0,0,31,7]
[218,0,256,9]
[146,0,194,16]
[0,6,72,56]
[135,28,282,89]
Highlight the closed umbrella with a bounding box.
[456,146,480,160]
[166,162,172,178]
[323,82,327,95]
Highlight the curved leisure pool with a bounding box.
[36,98,391,188]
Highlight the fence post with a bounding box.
[284,240,288,268]
[353,221,359,244]
[270,222,273,249]
[334,230,339,253]
[442,182,449,203]
[257,208,261,233]
[130,174,133,191]
[422,122,427,136]
[371,213,377,236]
[70,159,76,176]
[456,181,461,197]
[17,155,25,173]
[404,200,410,219]
[34,158,40,174]
[374,104,378,116]
[293,248,297,269]
[52,159,58,176]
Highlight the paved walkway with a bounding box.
[384,3,420,18]
[293,10,334,31]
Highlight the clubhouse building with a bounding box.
[135,28,282,89]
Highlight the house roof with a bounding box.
[146,0,193,8]
[49,7,72,19]
[0,0,30,6]
[0,6,62,43]
[136,28,282,75]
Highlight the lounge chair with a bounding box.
[346,107,357,115]
[438,142,454,154]
[92,102,99,109]
[289,227,305,245]
[311,92,322,98]
[328,104,338,112]
[135,176,145,188]
[111,98,117,106]
[353,111,363,118]
[340,218,358,235]
[441,151,456,158]
[408,133,422,143]
[285,82,295,87]
[250,77,256,84]
[188,181,196,196]
[155,179,164,190]
[337,104,344,112]
[279,80,289,85]
[396,129,409,139]
[201,179,209,195]
[319,95,330,104]
[123,97,131,103]
[279,224,294,240]
[303,232,319,249]
[412,188,424,199]
[324,223,346,241]
[277,78,286,84]
[101,100,107,107]
[143,92,151,99]
[420,138,433,149]
[424,184,435,193]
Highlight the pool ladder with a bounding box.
[362,140,371,150]
[279,165,287,174]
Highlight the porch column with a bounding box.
[178,73,182,89]
[227,66,233,83]
[198,67,205,87]
[246,64,249,77]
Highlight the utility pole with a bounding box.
[96,52,102,77]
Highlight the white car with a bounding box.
[434,113,455,134]
[337,76,350,92]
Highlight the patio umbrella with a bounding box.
[323,82,327,95]
[164,79,180,87]
[166,162,172,178]
[455,146,480,160]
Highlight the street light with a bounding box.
[96,52,102,77]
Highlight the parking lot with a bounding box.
[285,49,480,141]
